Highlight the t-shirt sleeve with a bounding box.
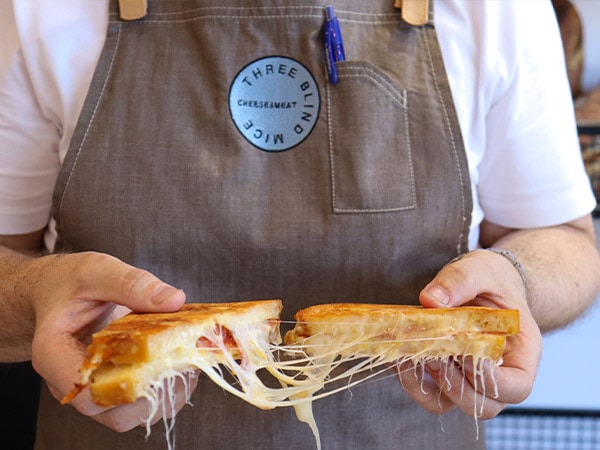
[0,3,61,235]
[477,1,596,228]
[0,1,107,236]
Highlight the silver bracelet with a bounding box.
[486,248,529,291]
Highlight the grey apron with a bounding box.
[37,1,479,448]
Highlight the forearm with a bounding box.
[486,215,600,333]
[0,245,39,361]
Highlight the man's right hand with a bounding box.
[1,233,190,431]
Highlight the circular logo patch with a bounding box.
[229,56,320,152]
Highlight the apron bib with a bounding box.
[38,1,478,448]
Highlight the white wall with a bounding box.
[573,0,600,92]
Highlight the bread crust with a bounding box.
[291,303,518,334]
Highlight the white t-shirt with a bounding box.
[0,0,596,250]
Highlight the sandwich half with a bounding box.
[62,300,283,407]
[284,303,520,363]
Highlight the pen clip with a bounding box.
[324,6,345,85]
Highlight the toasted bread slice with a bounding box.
[85,300,283,365]
[62,300,283,406]
[284,304,519,362]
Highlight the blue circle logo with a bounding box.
[229,56,320,152]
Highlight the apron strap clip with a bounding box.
[394,0,429,26]
[118,0,148,21]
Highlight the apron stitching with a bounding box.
[339,18,403,25]
[110,10,403,25]
[113,16,405,26]
[111,5,323,18]
[110,6,401,21]
[402,92,417,209]
[57,23,123,220]
[335,10,400,18]
[111,14,324,24]
[338,70,407,109]
[422,28,469,255]
[334,207,417,213]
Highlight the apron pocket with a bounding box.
[328,61,416,213]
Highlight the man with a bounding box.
[1,1,599,449]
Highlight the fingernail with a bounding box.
[425,285,450,305]
[151,285,181,305]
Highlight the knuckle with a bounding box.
[444,261,473,287]
[70,252,113,287]
[95,409,143,433]
[120,268,158,300]
[510,387,533,405]
[104,418,137,433]
[479,402,507,420]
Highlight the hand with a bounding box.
[395,249,542,419]
[25,251,191,432]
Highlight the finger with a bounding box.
[32,313,113,416]
[480,329,540,405]
[52,370,201,432]
[394,360,456,415]
[425,359,507,420]
[111,304,133,321]
[456,357,504,400]
[68,252,186,313]
[91,371,200,433]
[48,383,109,417]
[37,337,109,417]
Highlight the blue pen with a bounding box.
[324,6,345,85]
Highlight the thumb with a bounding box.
[419,250,516,309]
[71,252,186,312]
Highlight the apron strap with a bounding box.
[118,0,147,21]
[394,0,429,26]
